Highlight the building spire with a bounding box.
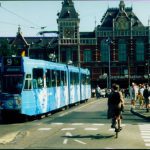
[64,0,73,6]
[17,25,22,35]
[57,0,79,19]
[119,0,125,12]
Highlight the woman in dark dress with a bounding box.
[107,83,124,131]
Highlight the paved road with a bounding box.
[0,98,149,149]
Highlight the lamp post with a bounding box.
[103,73,108,89]
[148,60,150,85]
[145,60,150,85]
[128,55,131,89]
[106,37,112,89]
[27,44,30,57]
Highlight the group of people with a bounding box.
[130,82,150,112]
[107,82,150,132]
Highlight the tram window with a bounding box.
[33,79,38,89]
[24,80,32,90]
[52,70,56,87]
[57,70,60,86]
[70,72,75,85]
[2,74,23,94]
[26,74,31,78]
[33,68,44,88]
[75,73,79,85]
[81,74,86,85]
[60,71,67,86]
[46,69,52,87]
[24,73,32,90]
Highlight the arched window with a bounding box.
[118,39,127,62]
[101,40,109,62]
[136,40,144,62]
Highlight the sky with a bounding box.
[0,0,150,37]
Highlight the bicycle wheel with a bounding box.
[115,127,119,138]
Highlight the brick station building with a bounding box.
[0,0,150,88]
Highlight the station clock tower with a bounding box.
[57,0,80,66]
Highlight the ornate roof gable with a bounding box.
[115,0,130,30]
[57,0,79,19]
[99,0,144,30]
[11,26,29,47]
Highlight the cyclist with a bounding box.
[107,83,124,132]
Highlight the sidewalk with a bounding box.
[125,99,150,120]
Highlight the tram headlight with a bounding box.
[14,96,21,106]
[16,99,21,105]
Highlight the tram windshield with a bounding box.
[2,74,24,94]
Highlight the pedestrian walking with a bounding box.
[96,85,101,99]
[143,84,150,112]
[136,90,144,109]
[130,82,138,110]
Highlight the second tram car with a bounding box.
[0,56,91,119]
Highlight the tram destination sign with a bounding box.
[3,57,22,72]
[3,57,22,67]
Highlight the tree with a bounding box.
[0,38,14,56]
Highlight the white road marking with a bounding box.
[141,133,150,136]
[74,139,86,145]
[84,128,98,130]
[109,128,115,131]
[66,132,72,136]
[38,128,51,131]
[142,136,150,139]
[63,132,72,144]
[145,143,150,147]
[139,124,150,147]
[71,123,84,125]
[50,123,64,125]
[141,131,150,133]
[63,139,68,144]
[144,139,150,142]
[63,132,86,145]
[61,128,75,131]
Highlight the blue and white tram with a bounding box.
[0,56,91,118]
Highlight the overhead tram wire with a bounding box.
[0,3,46,30]
[0,21,42,30]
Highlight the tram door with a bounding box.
[33,68,48,114]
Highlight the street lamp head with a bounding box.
[67,60,73,65]
[106,37,113,44]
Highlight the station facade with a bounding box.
[0,0,150,88]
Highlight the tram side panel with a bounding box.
[68,66,80,105]
[80,68,91,102]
